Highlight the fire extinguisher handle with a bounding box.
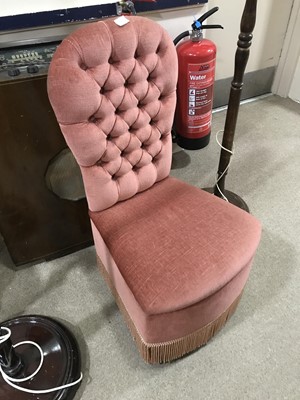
[201,24,224,30]
[197,6,219,24]
[192,7,221,31]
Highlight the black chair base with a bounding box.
[203,188,250,212]
[0,315,81,400]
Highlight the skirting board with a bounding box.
[213,67,275,108]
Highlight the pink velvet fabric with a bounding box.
[47,16,177,212]
[90,177,261,316]
[91,218,253,343]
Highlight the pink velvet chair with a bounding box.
[47,16,261,363]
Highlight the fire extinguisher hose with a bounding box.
[173,31,190,46]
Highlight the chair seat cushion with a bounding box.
[90,177,261,316]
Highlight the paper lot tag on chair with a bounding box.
[114,16,130,27]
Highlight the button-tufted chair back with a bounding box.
[48,16,178,212]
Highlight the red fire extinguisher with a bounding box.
[174,7,223,150]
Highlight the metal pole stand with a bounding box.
[203,0,257,212]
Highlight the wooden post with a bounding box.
[204,0,257,211]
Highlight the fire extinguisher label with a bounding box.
[187,60,215,135]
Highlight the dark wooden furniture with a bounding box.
[0,76,93,267]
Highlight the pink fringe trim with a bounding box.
[98,256,242,364]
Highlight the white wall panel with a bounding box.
[289,56,300,102]
[144,6,206,40]
[205,0,293,80]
